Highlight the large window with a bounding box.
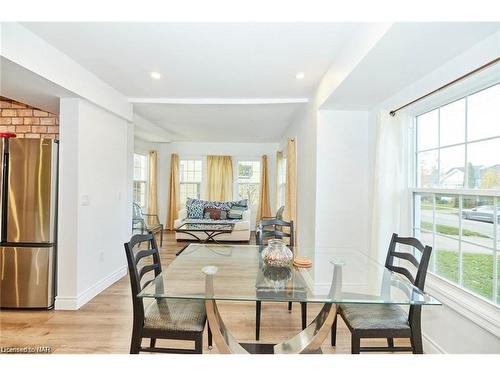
[413,83,500,306]
[133,153,148,208]
[237,160,261,207]
[179,159,202,204]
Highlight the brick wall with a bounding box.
[0,96,59,139]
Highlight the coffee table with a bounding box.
[174,221,235,255]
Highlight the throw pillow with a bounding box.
[220,210,228,220]
[227,208,243,220]
[229,199,248,208]
[205,200,232,211]
[204,207,223,220]
[187,200,204,219]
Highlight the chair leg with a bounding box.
[207,322,213,349]
[387,338,394,348]
[351,333,361,354]
[255,301,261,341]
[288,301,292,312]
[150,338,156,348]
[301,302,307,329]
[331,314,337,347]
[160,227,164,247]
[130,324,142,354]
[194,332,203,354]
[411,327,423,354]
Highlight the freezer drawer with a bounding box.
[0,246,55,308]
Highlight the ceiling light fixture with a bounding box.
[295,72,305,80]
[150,71,162,80]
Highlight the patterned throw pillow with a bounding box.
[228,199,248,208]
[187,200,204,219]
[205,200,232,211]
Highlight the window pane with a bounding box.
[467,84,500,142]
[435,195,459,238]
[462,243,494,301]
[414,193,433,232]
[417,150,438,187]
[417,109,439,150]
[434,235,459,283]
[439,145,464,188]
[466,138,500,189]
[462,196,495,248]
[238,183,260,206]
[440,99,465,146]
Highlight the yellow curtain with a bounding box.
[166,154,180,230]
[257,155,272,224]
[276,150,283,211]
[147,150,158,216]
[284,138,297,240]
[207,155,233,201]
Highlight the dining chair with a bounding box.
[132,202,164,247]
[124,233,211,354]
[254,218,307,341]
[331,233,432,354]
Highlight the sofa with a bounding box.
[174,199,251,242]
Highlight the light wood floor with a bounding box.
[0,231,409,354]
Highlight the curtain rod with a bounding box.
[389,56,500,117]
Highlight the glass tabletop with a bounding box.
[176,222,235,232]
[138,244,441,305]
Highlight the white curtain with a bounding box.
[370,110,411,264]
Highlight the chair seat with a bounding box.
[340,304,410,331]
[145,224,163,232]
[144,299,206,333]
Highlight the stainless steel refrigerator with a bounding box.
[0,137,58,309]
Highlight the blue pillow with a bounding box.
[187,200,204,219]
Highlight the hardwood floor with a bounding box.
[0,231,409,354]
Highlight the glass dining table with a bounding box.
[138,244,441,354]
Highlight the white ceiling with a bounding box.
[133,102,302,143]
[322,22,500,110]
[22,22,376,98]
[15,22,500,142]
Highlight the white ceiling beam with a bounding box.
[128,98,309,105]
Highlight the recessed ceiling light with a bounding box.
[150,71,162,80]
[295,72,305,80]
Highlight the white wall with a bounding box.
[370,30,500,353]
[57,98,133,309]
[134,141,279,229]
[315,111,375,256]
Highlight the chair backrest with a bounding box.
[256,219,294,248]
[132,202,144,221]
[124,233,162,321]
[275,206,285,221]
[384,233,432,291]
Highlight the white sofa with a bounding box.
[174,207,251,242]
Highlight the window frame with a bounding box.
[410,83,500,308]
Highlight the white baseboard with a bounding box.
[55,265,127,310]
[423,332,447,354]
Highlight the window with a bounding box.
[179,159,202,204]
[413,83,500,306]
[133,153,148,208]
[277,157,287,208]
[237,160,261,207]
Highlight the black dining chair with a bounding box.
[124,233,211,354]
[254,219,307,341]
[331,233,432,354]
